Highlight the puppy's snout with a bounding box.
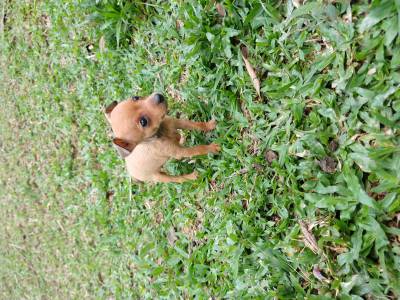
[153,93,165,104]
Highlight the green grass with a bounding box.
[1,0,400,298]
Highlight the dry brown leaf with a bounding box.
[292,0,304,8]
[176,19,183,30]
[294,150,310,158]
[155,212,164,224]
[350,133,367,141]
[105,190,114,205]
[167,86,183,103]
[144,200,156,209]
[383,127,393,136]
[99,36,106,53]
[216,3,226,17]
[299,220,319,253]
[241,45,249,58]
[242,199,249,210]
[367,67,376,75]
[313,265,329,283]
[253,163,263,171]
[328,140,339,152]
[179,67,189,84]
[343,5,352,24]
[327,244,348,254]
[98,272,104,285]
[319,157,337,174]
[241,46,261,97]
[167,228,177,246]
[264,150,278,164]
[41,14,51,29]
[239,168,248,174]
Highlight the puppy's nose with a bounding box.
[154,93,165,104]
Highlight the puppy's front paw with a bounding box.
[208,143,221,154]
[204,120,217,131]
[186,171,198,180]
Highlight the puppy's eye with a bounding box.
[131,96,140,101]
[139,117,148,127]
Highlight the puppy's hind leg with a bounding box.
[172,144,220,159]
[152,171,198,183]
[173,119,217,132]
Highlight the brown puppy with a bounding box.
[105,92,220,183]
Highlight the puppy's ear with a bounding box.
[113,137,135,158]
[105,101,118,123]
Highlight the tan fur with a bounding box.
[105,93,220,183]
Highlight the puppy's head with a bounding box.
[105,93,167,157]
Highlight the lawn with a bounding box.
[1,0,399,298]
